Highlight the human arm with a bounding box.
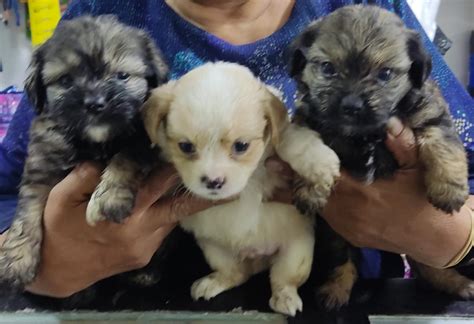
[264,120,472,269]
[0,162,219,297]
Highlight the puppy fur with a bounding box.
[0,16,168,288]
[288,5,472,308]
[142,62,340,316]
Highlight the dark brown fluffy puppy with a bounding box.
[0,16,168,288]
[288,5,472,309]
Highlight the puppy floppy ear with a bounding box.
[262,86,289,146]
[406,31,432,89]
[287,20,320,78]
[141,33,169,89]
[24,50,46,114]
[142,81,176,143]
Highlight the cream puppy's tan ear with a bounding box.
[142,81,176,143]
[262,86,289,146]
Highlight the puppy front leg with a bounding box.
[0,119,74,287]
[315,218,358,310]
[86,151,154,226]
[191,240,251,301]
[269,228,314,316]
[416,126,469,213]
[276,124,340,214]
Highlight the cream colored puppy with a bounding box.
[143,62,339,316]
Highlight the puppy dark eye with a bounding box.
[321,61,337,77]
[116,72,130,81]
[57,75,73,88]
[377,68,392,81]
[178,141,196,154]
[232,141,249,154]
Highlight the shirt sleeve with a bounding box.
[0,97,35,233]
[61,0,93,20]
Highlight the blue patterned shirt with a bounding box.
[0,0,473,279]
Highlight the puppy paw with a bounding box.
[0,252,38,289]
[290,145,340,214]
[127,272,162,287]
[191,273,234,301]
[276,125,340,213]
[292,146,340,187]
[457,282,474,299]
[269,286,303,317]
[86,193,106,226]
[0,227,41,288]
[316,260,357,310]
[316,281,351,310]
[86,184,136,226]
[426,181,468,214]
[293,178,332,215]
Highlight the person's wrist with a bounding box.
[26,271,78,298]
[442,206,474,268]
[407,204,472,268]
[25,231,105,297]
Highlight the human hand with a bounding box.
[25,162,219,297]
[265,156,294,204]
[321,118,472,268]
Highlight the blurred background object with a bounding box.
[469,31,473,96]
[407,0,440,41]
[0,0,471,92]
[437,0,473,91]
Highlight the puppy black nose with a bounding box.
[341,95,364,116]
[85,96,106,113]
[201,176,226,190]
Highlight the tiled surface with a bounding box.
[0,311,286,324]
[370,316,474,324]
[0,5,32,90]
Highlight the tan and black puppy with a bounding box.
[288,5,472,309]
[0,16,168,288]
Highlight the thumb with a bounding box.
[146,195,227,228]
[133,164,180,211]
[385,117,418,169]
[53,162,103,205]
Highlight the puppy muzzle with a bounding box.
[85,95,107,114]
[340,94,364,117]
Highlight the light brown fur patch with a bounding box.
[418,126,469,212]
[317,260,358,309]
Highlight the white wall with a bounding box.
[437,0,474,86]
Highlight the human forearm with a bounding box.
[399,197,473,268]
[18,163,218,298]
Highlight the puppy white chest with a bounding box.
[179,165,310,256]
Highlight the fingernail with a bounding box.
[266,159,283,173]
[387,117,405,137]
